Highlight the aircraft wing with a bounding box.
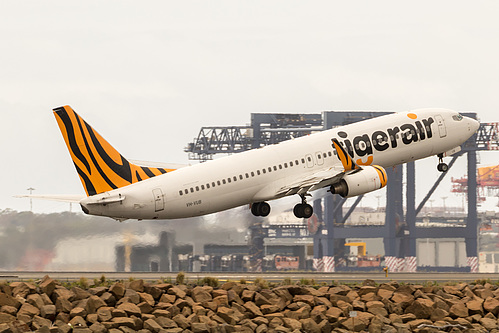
[275,166,346,197]
[276,138,362,197]
[14,194,85,203]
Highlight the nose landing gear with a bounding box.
[437,153,449,172]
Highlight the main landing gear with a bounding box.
[437,153,449,172]
[250,194,314,219]
[251,202,271,217]
[293,194,313,219]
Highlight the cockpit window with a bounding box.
[452,114,463,121]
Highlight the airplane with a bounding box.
[29,106,480,221]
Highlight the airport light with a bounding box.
[27,187,35,212]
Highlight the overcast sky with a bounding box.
[1,1,498,214]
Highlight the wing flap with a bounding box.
[276,166,345,197]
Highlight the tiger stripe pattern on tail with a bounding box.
[53,105,175,196]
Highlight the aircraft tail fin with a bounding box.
[53,105,175,196]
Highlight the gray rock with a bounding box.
[40,304,56,319]
[124,289,140,304]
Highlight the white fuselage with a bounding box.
[80,109,479,220]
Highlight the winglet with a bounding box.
[331,138,360,171]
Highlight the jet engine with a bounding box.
[330,165,388,198]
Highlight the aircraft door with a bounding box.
[315,151,324,166]
[305,154,314,168]
[153,188,165,212]
[435,115,447,138]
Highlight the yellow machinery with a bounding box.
[344,242,367,256]
[344,242,381,267]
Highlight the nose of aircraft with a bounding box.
[467,117,480,133]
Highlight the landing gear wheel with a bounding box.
[293,204,303,218]
[293,203,313,218]
[258,202,271,217]
[302,204,313,218]
[251,202,271,217]
[251,203,260,216]
[437,163,449,172]
[436,153,449,173]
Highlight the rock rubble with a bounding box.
[1,276,499,332]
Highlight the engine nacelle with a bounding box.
[330,165,388,198]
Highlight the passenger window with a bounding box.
[279,165,282,169]
[201,185,205,190]
[239,175,243,180]
[273,166,277,171]
[251,171,255,177]
[190,188,194,193]
[207,184,210,189]
[196,186,199,191]
[289,161,293,167]
[179,190,183,196]
[185,189,189,194]
[262,169,266,174]
[301,158,305,163]
[228,178,231,183]
[323,153,327,158]
[222,179,226,184]
[307,156,312,162]
[257,170,260,175]
[295,160,299,164]
[268,167,272,172]
[317,154,321,159]
[245,173,249,178]
[284,163,288,168]
[328,151,332,157]
[217,180,221,186]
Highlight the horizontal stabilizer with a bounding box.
[14,194,85,203]
[129,160,189,169]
